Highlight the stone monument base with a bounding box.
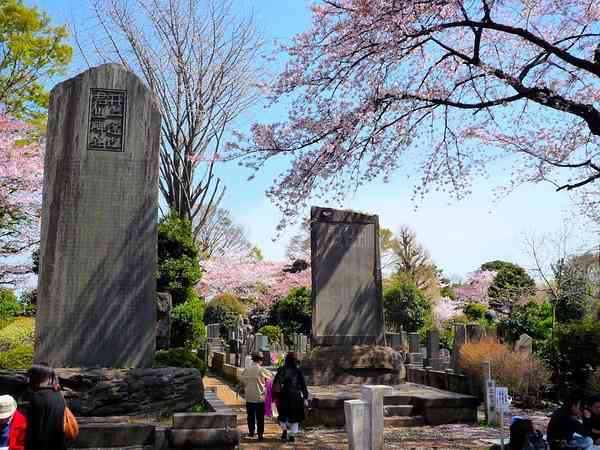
[300,345,405,385]
[0,367,203,417]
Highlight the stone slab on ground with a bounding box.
[168,429,240,448]
[71,423,155,448]
[172,412,236,429]
[306,383,477,427]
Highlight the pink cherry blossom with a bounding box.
[197,252,311,305]
[231,0,600,226]
[454,270,497,304]
[0,114,43,217]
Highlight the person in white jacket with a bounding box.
[240,353,273,441]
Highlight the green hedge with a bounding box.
[154,347,206,373]
[0,317,35,352]
[171,295,206,349]
[0,345,34,369]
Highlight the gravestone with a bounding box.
[36,64,160,368]
[407,332,422,365]
[514,334,533,354]
[425,329,445,369]
[452,324,467,371]
[254,334,268,351]
[466,323,485,342]
[387,333,403,351]
[408,333,420,353]
[310,207,385,345]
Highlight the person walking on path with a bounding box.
[240,353,272,441]
[272,352,309,443]
[0,395,26,450]
[25,365,67,450]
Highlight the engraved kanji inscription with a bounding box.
[88,89,127,152]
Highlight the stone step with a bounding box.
[384,416,425,428]
[72,447,152,450]
[383,405,414,417]
[383,395,412,406]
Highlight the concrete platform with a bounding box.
[306,382,478,428]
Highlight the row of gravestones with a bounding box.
[405,324,488,372]
[404,324,533,373]
[206,323,310,368]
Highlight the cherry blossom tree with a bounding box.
[433,296,463,326]
[454,270,497,304]
[197,252,311,305]
[233,0,600,224]
[0,114,43,285]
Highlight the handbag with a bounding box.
[64,405,79,440]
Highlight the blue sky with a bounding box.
[30,0,595,279]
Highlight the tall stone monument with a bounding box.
[36,64,161,367]
[303,207,404,384]
[311,207,385,345]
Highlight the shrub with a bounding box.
[258,325,283,345]
[459,338,550,407]
[542,318,600,396]
[171,295,206,349]
[0,345,34,369]
[463,303,488,321]
[204,294,244,338]
[383,281,431,332]
[157,213,202,306]
[0,317,35,352]
[269,287,311,342]
[0,288,21,320]
[154,347,205,373]
[498,301,553,344]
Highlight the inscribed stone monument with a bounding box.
[304,207,403,384]
[310,207,385,345]
[36,64,160,367]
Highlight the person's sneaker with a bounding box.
[258,435,264,441]
[289,435,296,442]
[281,430,287,441]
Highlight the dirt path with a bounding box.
[204,375,535,449]
[204,375,348,449]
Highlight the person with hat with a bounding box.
[240,353,273,441]
[0,394,26,450]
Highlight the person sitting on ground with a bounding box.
[584,397,600,445]
[240,353,272,441]
[509,417,545,450]
[272,352,309,443]
[0,395,26,450]
[547,395,594,450]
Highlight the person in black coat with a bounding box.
[273,352,309,442]
[25,365,67,450]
